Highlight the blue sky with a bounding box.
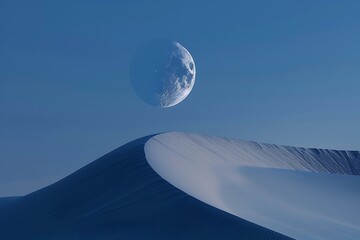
[1,0,360,196]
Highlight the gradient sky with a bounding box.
[1,0,360,196]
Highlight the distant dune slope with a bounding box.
[0,134,291,240]
[0,197,20,212]
[145,132,360,240]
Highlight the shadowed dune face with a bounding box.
[145,132,360,240]
[0,134,291,240]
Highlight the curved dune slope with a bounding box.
[145,132,360,240]
[0,135,290,240]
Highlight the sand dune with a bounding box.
[1,132,359,239]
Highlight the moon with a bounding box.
[130,39,196,108]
